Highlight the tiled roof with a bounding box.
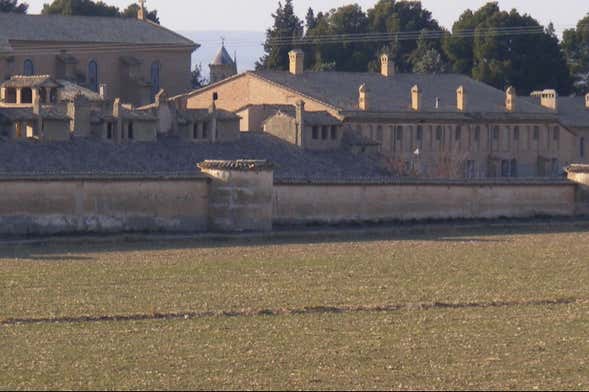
[252,71,554,118]
[0,133,391,181]
[211,45,235,66]
[554,97,589,128]
[0,13,196,46]
[1,75,61,89]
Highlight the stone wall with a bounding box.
[0,175,209,236]
[273,179,576,225]
[567,164,589,215]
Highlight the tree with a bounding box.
[562,14,589,93]
[42,0,119,17]
[444,2,572,95]
[191,64,207,89]
[257,0,303,70]
[305,7,316,31]
[0,0,28,13]
[410,32,447,73]
[122,3,159,24]
[367,0,444,73]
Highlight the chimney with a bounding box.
[506,86,516,112]
[411,85,421,111]
[289,49,304,76]
[295,100,305,146]
[535,89,558,111]
[113,98,121,118]
[358,84,369,111]
[380,53,395,77]
[99,84,107,100]
[456,85,466,112]
[137,0,146,21]
[585,93,589,109]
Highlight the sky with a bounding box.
[26,0,588,35]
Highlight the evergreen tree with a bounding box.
[562,14,589,93]
[305,7,316,31]
[122,3,160,24]
[0,0,28,13]
[410,31,447,73]
[257,0,303,70]
[42,0,119,17]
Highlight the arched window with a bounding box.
[88,60,98,92]
[23,59,34,76]
[150,62,160,102]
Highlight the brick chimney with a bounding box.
[506,86,516,112]
[380,53,395,77]
[289,49,304,76]
[411,85,421,112]
[358,84,369,111]
[456,85,466,112]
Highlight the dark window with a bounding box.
[436,126,443,141]
[376,126,383,142]
[88,60,98,92]
[501,160,510,177]
[49,88,57,103]
[396,125,403,141]
[416,125,423,141]
[150,62,160,102]
[321,126,328,140]
[581,137,586,158]
[533,126,540,140]
[312,126,319,140]
[465,160,476,179]
[21,88,32,104]
[455,126,462,141]
[510,159,518,177]
[202,122,209,139]
[193,123,198,139]
[514,126,520,141]
[23,59,34,76]
[106,123,113,139]
[553,126,560,141]
[493,126,500,140]
[128,122,134,140]
[474,126,481,141]
[330,126,337,140]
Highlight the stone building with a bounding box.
[209,43,237,84]
[184,50,584,178]
[0,4,198,106]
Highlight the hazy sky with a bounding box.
[26,0,588,35]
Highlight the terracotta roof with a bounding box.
[210,45,235,66]
[251,71,555,117]
[0,13,197,47]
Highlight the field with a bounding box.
[1,226,589,390]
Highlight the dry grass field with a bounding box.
[1,226,589,390]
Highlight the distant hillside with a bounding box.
[179,30,265,80]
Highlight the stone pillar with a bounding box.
[567,164,589,215]
[198,160,274,232]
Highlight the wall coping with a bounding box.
[567,164,589,174]
[0,172,210,182]
[198,160,274,172]
[275,177,574,186]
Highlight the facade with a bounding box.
[184,51,585,178]
[0,7,198,106]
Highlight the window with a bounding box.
[533,126,540,141]
[581,137,586,158]
[553,126,560,141]
[128,122,134,140]
[106,123,113,140]
[465,160,476,179]
[23,59,34,76]
[436,126,443,141]
[376,125,383,142]
[396,125,403,141]
[514,126,520,141]
[193,123,199,139]
[510,159,518,177]
[492,126,500,140]
[202,122,209,139]
[330,126,337,140]
[474,126,481,141]
[21,88,32,104]
[321,126,328,140]
[501,160,510,177]
[455,126,462,141]
[150,62,160,102]
[88,60,98,92]
[312,126,319,140]
[416,125,423,141]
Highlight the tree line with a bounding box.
[258,0,589,96]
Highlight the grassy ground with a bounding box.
[1,226,589,390]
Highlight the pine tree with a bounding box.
[0,0,28,13]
